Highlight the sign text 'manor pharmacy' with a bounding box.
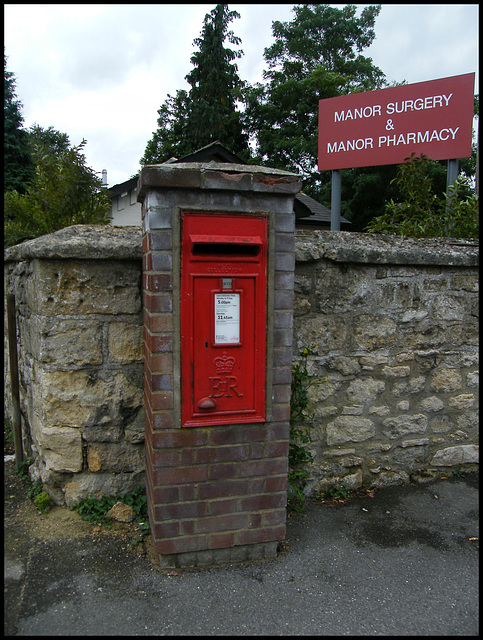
[318,73,475,171]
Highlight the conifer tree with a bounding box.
[141,4,248,165]
[4,52,35,194]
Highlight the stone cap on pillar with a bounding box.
[137,162,302,202]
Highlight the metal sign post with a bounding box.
[446,158,459,190]
[331,169,341,231]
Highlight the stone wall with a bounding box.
[4,226,479,505]
[4,226,145,505]
[293,231,479,492]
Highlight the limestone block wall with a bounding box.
[4,226,479,506]
[293,231,479,492]
[4,226,145,505]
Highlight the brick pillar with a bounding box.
[139,163,301,568]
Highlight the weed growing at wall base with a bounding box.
[289,343,326,511]
[70,487,149,536]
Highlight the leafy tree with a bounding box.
[242,3,385,198]
[27,123,71,158]
[4,138,111,247]
[141,4,248,164]
[4,52,35,193]
[365,154,479,238]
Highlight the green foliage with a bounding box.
[288,343,326,511]
[322,483,352,500]
[27,123,71,157]
[12,461,52,513]
[70,487,149,535]
[15,457,33,482]
[141,4,248,164]
[27,480,43,500]
[243,4,385,197]
[4,138,111,247]
[33,491,52,513]
[4,51,35,193]
[4,419,14,450]
[366,154,479,238]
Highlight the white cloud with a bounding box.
[4,3,479,187]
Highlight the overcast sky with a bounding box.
[4,4,479,187]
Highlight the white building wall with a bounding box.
[110,188,142,226]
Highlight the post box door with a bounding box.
[181,212,267,426]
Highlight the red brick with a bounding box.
[248,512,262,528]
[146,333,173,354]
[180,448,196,465]
[207,497,239,516]
[145,351,173,373]
[143,291,172,314]
[153,535,208,555]
[262,508,287,526]
[267,422,291,440]
[236,525,286,546]
[198,479,251,500]
[148,231,172,252]
[150,391,173,411]
[146,312,173,333]
[196,444,250,464]
[210,531,235,549]
[240,493,286,511]
[272,404,291,421]
[180,520,196,536]
[150,373,172,392]
[208,462,238,481]
[272,366,292,384]
[153,465,206,485]
[151,485,180,504]
[238,458,288,478]
[249,477,266,494]
[143,252,152,271]
[265,475,288,492]
[238,425,269,443]
[273,347,292,366]
[151,252,172,271]
[153,429,208,449]
[209,426,239,446]
[179,484,197,502]
[265,441,289,457]
[144,273,172,292]
[150,521,179,538]
[197,513,248,534]
[151,412,175,430]
[154,500,206,520]
[250,443,264,459]
[152,449,179,467]
[273,384,291,404]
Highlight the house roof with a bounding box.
[109,141,350,227]
[108,177,138,198]
[175,141,246,165]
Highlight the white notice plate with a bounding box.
[214,293,240,344]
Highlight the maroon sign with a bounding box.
[318,73,475,171]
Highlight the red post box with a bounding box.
[180,212,268,427]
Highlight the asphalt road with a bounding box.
[4,466,479,636]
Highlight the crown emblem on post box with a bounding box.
[214,351,235,374]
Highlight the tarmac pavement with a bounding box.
[4,466,479,636]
